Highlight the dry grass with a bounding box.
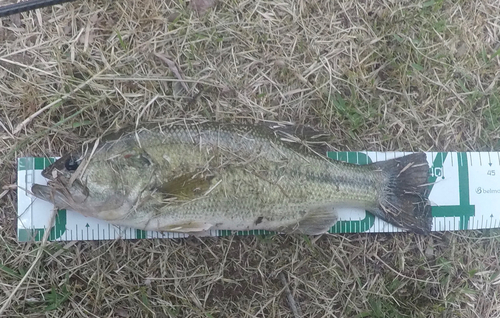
[1,0,500,316]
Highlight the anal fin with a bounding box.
[281,205,338,235]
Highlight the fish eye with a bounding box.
[65,157,80,171]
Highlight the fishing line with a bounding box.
[0,0,77,18]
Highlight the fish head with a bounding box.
[31,152,95,212]
[31,149,145,220]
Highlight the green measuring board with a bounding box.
[16,152,500,241]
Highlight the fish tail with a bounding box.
[371,152,433,234]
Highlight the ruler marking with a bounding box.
[441,152,445,179]
[431,152,435,172]
[27,160,34,228]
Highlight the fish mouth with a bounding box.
[31,180,81,210]
[31,184,54,202]
[41,154,74,180]
[31,183,63,207]
[34,154,75,205]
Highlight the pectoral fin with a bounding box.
[281,205,339,235]
[160,172,215,200]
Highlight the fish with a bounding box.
[31,122,433,236]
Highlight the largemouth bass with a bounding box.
[31,122,432,235]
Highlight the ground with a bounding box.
[1,0,500,317]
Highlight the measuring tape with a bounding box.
[16,152,500,241]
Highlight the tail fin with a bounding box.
[371,153,432,235]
